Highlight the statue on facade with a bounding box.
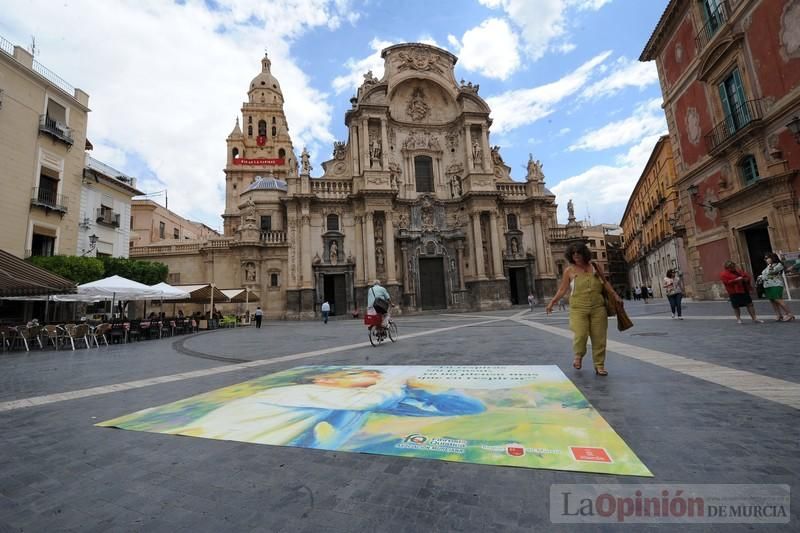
[406,88,430,122]
[300,147,312,175]
[510,237,519,257]
[363,70,378,85]
[369,136,382,168]
[472,139,482,167]
[329,240,338,265]
[244,262,256,282]
[376,246,385,268]
[491,145,504,166]
[332,141,346,160]
[527,154,544,182]
[567,198,575,220]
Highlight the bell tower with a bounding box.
[223,52,296,235]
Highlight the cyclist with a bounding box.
[367,279,392,329]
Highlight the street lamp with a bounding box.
[81,233,98,256]
[787,116,800,144]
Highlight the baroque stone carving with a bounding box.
[300,147,312,174]
[472,139,482,167]
[490,145,504,166]
[395,50,444,74]
[445,128,459,151]
[329,241,338,265]
[369,131,382,168]
[402,130,441,151]
[526,155,544,181]
[459,79,479,93]
[333,141,346,160]
[406,88,430,122]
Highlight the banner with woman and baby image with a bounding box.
[98,365,652,477]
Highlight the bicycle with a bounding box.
[365,312,398,346]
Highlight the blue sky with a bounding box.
[1,0,668,229]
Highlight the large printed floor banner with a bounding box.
[99,365,652,477]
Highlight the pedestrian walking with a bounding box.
[640,285,649,303]
[527,293,535,312]
[546,242,621,376]
[558,297,566,311]
[321,300,331,324]
[759,253,795,322]
[254,306,263,328]
[633,286,641,301]
[720,261,763,324]
[663,269,684,319]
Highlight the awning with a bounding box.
[0,249,77,297]
[78,275,165,301]
[150,282,190,299]
[170,284,227,303]
[220,288,260,303]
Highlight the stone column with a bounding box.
[385,213,397,283]
[472,213,486,279]
[354,215,364,284]
[489,212,504,279]
[455,241,466,290]
[350,125,360,175]
[361,117,370,173]
[380,118,389,170]
[301,214,312,288]
[401,243,410,293]
[465,125,474,173]
[365,211,377,282]
[532,215,546,276]
[481,124,492,171]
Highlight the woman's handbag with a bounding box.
[592,262,616,317]
[616,300,634,331]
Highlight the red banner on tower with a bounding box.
[233,158,285,166]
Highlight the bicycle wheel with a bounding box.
[388,321,398,342]
[368,327,378,347]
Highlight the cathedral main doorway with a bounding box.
[323,274,347,315]
[508,267,529,305]
[419,257,447,310]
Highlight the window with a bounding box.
[173,228,179,239]
[248,116,252,124]
[168,273,181,284]
[739,155,759,186]
[46,98,66,126]
[232,148,239,159]
[159,222,166,239]
[701,0,725,35]
[31,233,55,257]
[272,117,276,124]
[589,240,596,247]
[719,68,750,134]
[270,273,279,287]
[414,156,434,192]
[247,125,253,137]
[260,216,272,232]
[591,252,598,259]
[600,240,604,246]
[507,214,518,231]
[258,120,267,137]
[278,148,286,159]
[272,126,277,137]
[37,166,59,206]
[327,214,339,232]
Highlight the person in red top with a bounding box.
[720,260,763,324]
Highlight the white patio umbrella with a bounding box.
[150,282,190,316]
[77,275,164,318]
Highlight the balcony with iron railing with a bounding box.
[30,187,68,214]
[695,0,731,52]
[38,114,74,146]
[96,208,120,227]
[704,98,765,153]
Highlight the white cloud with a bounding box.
[558,127,572,136]
[448,18,520,80]
[479,0,611,60]
[331,38,397,95]
[0,0,353,227]
[580,56,659,100]
[552,132,665,225]
[485,51,611,134]
[568,98,666,151]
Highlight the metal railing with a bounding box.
[0,35,13,56]
[32,58,75,96]
[95,208,120,227]
[704,98,764,152]
[31,187,68,213]
[695,0,731,52]
[38,114,74,145]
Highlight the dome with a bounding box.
[244,175,288,192]
[250,53,282,94]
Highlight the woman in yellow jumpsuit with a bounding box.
[546,242,622,376]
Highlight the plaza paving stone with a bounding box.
[0,299,797,531]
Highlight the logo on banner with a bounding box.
[570,446,612,463]
[506,443,526,457]
[256,135,266,146]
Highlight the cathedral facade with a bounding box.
[130,43,561,318]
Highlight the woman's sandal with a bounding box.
[573,356,583,370]
[594,367,608,376]
[782,315,796,322]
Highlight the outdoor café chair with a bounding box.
[92,323,112,347]
[109,323,126,344]
[43,325,65,350]
[65,324,91,350]
[14,326,42,352]
[127,320,141,342]
[1,325,17,352]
